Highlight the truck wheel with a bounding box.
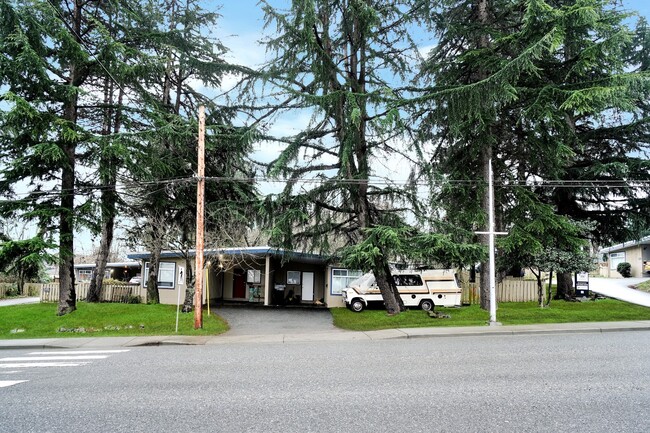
[420,299,434,311]
[350,299,365,312]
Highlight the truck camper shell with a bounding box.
[342,269,461,312]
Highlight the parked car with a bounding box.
[342,269,462,312]
[129,275,142,285]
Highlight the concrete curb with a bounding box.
[2,321,650,350]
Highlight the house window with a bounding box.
[247,269,262,284]
[287,271,301,285]
[144,262,176,289]
[610,252,626,270]
[78,269,92,281]
[331,269,363,296]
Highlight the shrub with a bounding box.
[617,262,632,278]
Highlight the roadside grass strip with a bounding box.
[0,302,229,339]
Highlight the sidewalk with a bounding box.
[3,320,650,350]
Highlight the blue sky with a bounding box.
[216,0,649,69]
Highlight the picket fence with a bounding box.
[31,283,147,304]
[461,277,538,304]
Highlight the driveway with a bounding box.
[0,297,40,307]
[589,277,650,307]
[214,306,338,336]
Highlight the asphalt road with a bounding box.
[2,331,650,433]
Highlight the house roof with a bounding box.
[126,246,331,265]
[74,262,142,269]
[599,236,650,254]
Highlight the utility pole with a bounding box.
[194,106,205,329]
[476,159,506,325]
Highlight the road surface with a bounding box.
[2,331,649,433]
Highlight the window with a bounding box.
[609,252,626,270]
[393,274,423,286]
[78,269,92,281]
[287,271,301,285]
[247,269,262,284]
[144,262,176,289]
[331,269,363,296]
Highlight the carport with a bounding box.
[128,247,336,307]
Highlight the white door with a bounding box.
[302,272,314,302]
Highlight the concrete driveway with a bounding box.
[0,297,40,307]
[214,306,338,336]
[589,277,650,307]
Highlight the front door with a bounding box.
[233,269,246,299]
[302,272,314,302]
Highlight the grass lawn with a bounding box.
[637,280,650,292]
[331,299,650,331]
[0,302,229,339]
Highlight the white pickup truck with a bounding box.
[342,269,462,312]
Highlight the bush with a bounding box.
[617,262,632,278]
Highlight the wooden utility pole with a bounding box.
[194,106,205,329]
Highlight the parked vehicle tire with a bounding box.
[350,299,365,312]
[420,299,434,311]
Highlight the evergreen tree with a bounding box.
[0,0,101,315]
[121,0,257,307]
[253,0,438,314]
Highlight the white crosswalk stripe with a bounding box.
[2,356,108,362]
[0,349,130,388]
[0,380,28,388]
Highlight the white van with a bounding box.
[342,269,462,312]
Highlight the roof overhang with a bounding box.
[126,246,331,265]
[600,236,650,254]
[74,262,141,269]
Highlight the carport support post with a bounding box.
[194,106,205,329]
[264,254,271,306]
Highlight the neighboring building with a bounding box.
[599,236,650,278]
[74,262,142,283]
[126,247,356,307]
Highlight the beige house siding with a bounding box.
[601,244,649,278]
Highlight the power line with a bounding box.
[3,175,649,200]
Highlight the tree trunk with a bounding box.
[146,244,162,304]
[57,0,82,316]
[182,255,195,313]
[546,269,553,307]
[556,272,574,299]
[477,0,493,312]
[88,58,122,303]
[374,261,402,315]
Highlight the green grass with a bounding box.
[636,280,650,292]
[0,302,229,339]
[331,299,650,331]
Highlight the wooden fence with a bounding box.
[32,283,147,303]
[461,277,538,304]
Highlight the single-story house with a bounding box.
[599,236,650,278]
[74,261,142,283]
[126,247,360,308]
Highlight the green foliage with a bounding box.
[0,235,55,294]
[341,225,486,271]
[617,262,632,278]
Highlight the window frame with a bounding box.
[144,261,176,289]
[330,268,363,296]
[609,252,626,271]
[287,271,301,285]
